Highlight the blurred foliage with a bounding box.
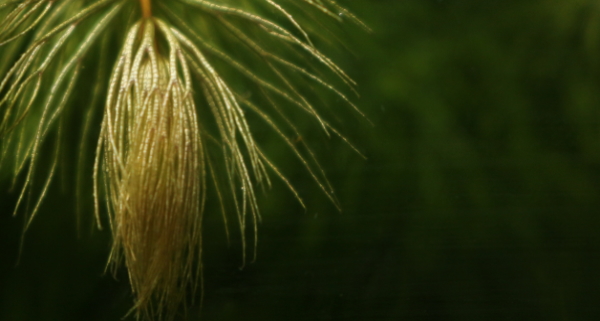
[2,0,600,320]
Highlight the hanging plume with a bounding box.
[0,0,367,319]
[96,19,204,319]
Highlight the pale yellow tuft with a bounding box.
[95,19,204,319]
[1,0,367,320]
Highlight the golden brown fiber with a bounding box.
[96,19,204,319]
[1,0,367,319]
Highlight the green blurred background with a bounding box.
[2,0,600,320]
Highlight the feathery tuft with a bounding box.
[1,0,366,319]
[96,19,204,319]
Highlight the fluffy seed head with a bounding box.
[96,19,204,319]
[1,1,367,319]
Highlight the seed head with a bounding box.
[0,1,367,319]
[97,19,204,319]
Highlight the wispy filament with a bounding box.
[0,0,366,319]
[96,19,204,319]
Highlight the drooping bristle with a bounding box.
[1,1,365,319]
[97,20,204,319]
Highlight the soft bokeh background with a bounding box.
[2,1,600,320]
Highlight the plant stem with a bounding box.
[139,0,151,18]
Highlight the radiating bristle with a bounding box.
[1,1,365,320]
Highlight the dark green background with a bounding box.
[2,1,600,320]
